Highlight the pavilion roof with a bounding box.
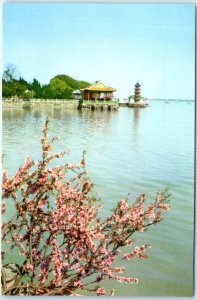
[81,81,116,92]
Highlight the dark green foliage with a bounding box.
[2,65,24,98]
[31,78,43,98]
[2,79,14,97]
[41,84,54,99]
[2,65,90,100]
[50,74,90,99]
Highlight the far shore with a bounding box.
[2,98,80,108]
[2,98,119,110]
[2,98,193,110]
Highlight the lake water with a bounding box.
[2,100,194,296]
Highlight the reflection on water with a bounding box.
[133,107,141,131]
[2,101,194,296]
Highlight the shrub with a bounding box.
[1,118,170,296]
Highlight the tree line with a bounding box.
[2,65,90,100]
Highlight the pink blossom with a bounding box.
[156,191,163,203]
[1,119,170,296]
[2,203,6,214]
[113,267,125,274]
[124,239,135,246]
[29,184,39,194]
[100,256,115,267]
[110,275,138,284]
[123,244,151,261]
[13,234,23,241]
[24,263,34,272]
[51,238,64,285]
[96,288,106,296]
[39,259,50,284]
[18,243,28,256]
[73,281,84,289]
[119,200,129,212]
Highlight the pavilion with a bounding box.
[81,81,116,101]
[72,89,82,100]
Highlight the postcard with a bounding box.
[2,2,195,297]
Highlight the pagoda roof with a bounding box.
[81,81,116,92]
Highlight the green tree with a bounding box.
[3,64,19,83]
[31,78,43,98]
[2,79,13,97]
[2,65,20,98]
[54,74,90,90]
[42,84,55,99]
[2,66,90,99]
[50,78,73,99]
[15,79,30,97]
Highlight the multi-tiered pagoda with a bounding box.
[129,82,149,108]
[134,82,141,103]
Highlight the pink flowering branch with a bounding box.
[1,118,170,296]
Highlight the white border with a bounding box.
[1,1,196,300]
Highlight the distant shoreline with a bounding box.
[151,99,194,102]
[2,98,194,110]
[2,99,79,108]
[2,99,119,111]
[3,98,194,103]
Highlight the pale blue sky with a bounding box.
[3,3,195,99]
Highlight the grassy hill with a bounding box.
[49,74,90,99]
[53,74,90,90]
